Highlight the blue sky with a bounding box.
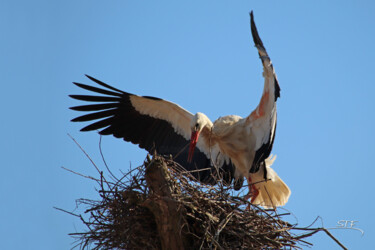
[1,1,374,249]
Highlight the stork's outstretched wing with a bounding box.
[70,75,237,186]
[248,11,280,173]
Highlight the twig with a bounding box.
[61,166,100,183]
[53,206,81,218]
[68,134,101,175]
[98,135,119,183]
[293,227,347,250]
[323,228,348,250]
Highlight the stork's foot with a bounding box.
[244,177,260,210]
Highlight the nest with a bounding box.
[64,154,346,250]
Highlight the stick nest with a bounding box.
[67,155,324,249]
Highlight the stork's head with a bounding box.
[188,112,212,162]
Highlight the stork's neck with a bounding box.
[201,113,213,130]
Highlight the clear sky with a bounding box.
[1,1,374,249]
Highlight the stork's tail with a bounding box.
[251,155,291,208]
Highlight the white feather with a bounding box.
[250,155,291,208]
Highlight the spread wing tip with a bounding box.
[82,74,126,94]
[250,12,281,100]
[250,11,265,50]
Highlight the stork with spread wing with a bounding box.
[70,11,290,208]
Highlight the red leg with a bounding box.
[245,176,260,203]
[250,185,259,203]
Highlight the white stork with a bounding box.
[70,12,290,208]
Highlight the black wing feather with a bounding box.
[70,103,117,112]
[70,95,120,102]
[80,117,115,131]
[71,109,117,122]
[73,82,123,97]
[85,74,125,93]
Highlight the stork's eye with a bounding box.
[195,124,199,130]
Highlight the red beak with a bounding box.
[188,131,200,163]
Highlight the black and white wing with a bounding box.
[70,75,238,186]
[248,11,280,174]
